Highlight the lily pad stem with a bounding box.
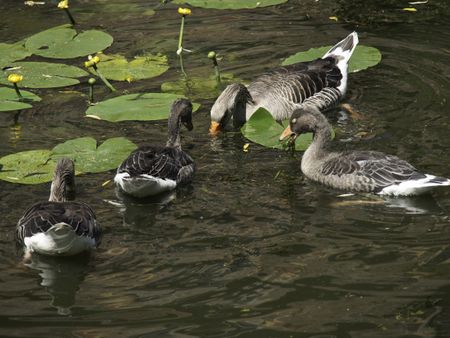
[64,8,76,25]
[88,78,96,103]
[13,83,23,99]
[178,15,185,54]
[208,51,221,85]
[93,64,116,92]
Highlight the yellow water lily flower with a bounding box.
[57,0,69,9]
[178,7,191,16]
[91,55,101,64]
[84,60,94,68]
[7,74,23,84]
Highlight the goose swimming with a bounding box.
[115,98,195,198]
[279,107,450,196]
[16,158,101,256]
[210,32,359,135]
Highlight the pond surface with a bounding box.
[1,0,450,337]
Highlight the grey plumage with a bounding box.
[115,98,195,196]
[210,32,359,132]
[282,107,450,196]
[16,158,101,249]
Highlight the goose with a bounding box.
[279,107,450,196]
[16,158,101,256]
[115,98,195,198]
[210,32,359,135]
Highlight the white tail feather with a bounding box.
[322,32,359,94]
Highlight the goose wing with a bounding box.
[321,151,424,188]
[118,146,194,181]
[17,201,99,244]
[249,57,343,105]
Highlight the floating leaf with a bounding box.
[0,41,32,68]
[282,45,382,73]
[161,73,238,100]
[241,108,312,151]
[52,137,137,173]
[85,93,200,122]
[25,25,113,59]
[92,54,169,81]
[0,62,88,88]
[0,150,55,184]
[0,87,41,112]
[0,137,137,184]
[172,0,287,9]
[402,7,417,11]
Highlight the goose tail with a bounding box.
[322,32,358,94]
[379,174,450,196]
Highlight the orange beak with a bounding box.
[279,125,294,141]
[209,121,221,136]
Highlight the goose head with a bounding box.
[49,158,76,202]
[279,107,324,144]
[167,98,193,148]
[210,83,252,135]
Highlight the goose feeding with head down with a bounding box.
[16,158,101,256]
[210,32,359,135]
[279,107,450,196]
[114,98,195,198]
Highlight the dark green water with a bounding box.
[1,0,450,337]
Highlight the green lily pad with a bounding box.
[282,45,382,73]
[85,92,200,122]
[0,62,88,88]
[25,25,113,59]
[52,137,137,173]
[0,87,41,112]
[0,41,32,68]
[0,150,55,185]
[161,73,239,100]
[0,137,137,184]
[241,108,312,151]
[92,54,169,81]
[172,0,288,9]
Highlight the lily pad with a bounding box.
[0,137,137,184]
[0,87,41,112]
[92,54,169,81]
[172,0,288,9]
[52,137,137,173]
[0,150,55,184]
[0,62,88,88]
[25,25,113,59]
[241,108,312,151]
[0,41,32,68]
[282,45,382,73]
[85,92,200,122]
[161,73,239,100]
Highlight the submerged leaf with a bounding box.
[282,45,382,73]
[172,0,287,9]
[0,87,41,112]
[25,25,113,59]
[85,92,200,122]
[241,108,312,151]
[92,54,169,81]
[0,62,88,88]
[161,73,238,100]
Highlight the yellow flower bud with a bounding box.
[91,55,101,64]
[57,0,69,9]
[178,7,191,16]
[7,74,23,84]
[84,60,94,68]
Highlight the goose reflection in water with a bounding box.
[24,253,90,315]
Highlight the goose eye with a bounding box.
[291,118,297,124]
